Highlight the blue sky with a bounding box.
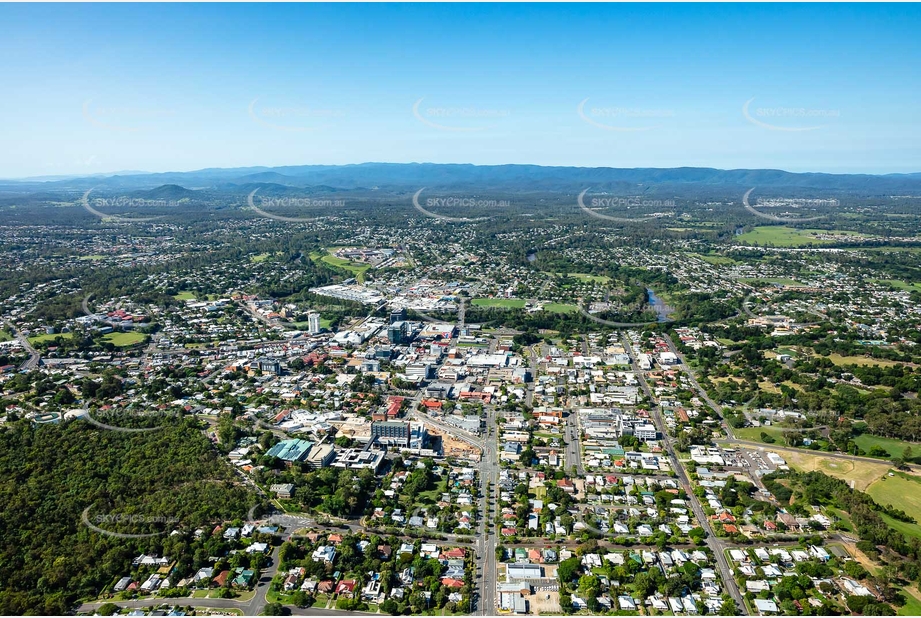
[1,3,919,177]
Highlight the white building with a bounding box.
[308,312,321,334]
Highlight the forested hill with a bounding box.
[0,419,256,615]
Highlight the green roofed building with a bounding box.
[266,438,314,462]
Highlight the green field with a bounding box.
[173,291,197,301]
[554,272,611,284]
[741,277,804,287]
[881,511,921,542]
[0,330,11,343]
[28,332,74,345]
[250,253,272,263]
[735,226,866,247]
[542,303,579,314]
[312,250,371,282]
[292,317,333,330]
[78,255,106,261]
[854,434,921,459]
[691,253,737,266]
[102,332,147,347]
[867,473,921,538]
[875,279,921,292]
[899,589,921,616]
[734,425,787,443]
[826,507,854,533]
[827,353,899,368]
[472,298,527,309]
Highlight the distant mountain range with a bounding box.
[4,163,921,197]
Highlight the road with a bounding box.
[476,405,500,616]
[564,411,585,476]
[622,333,747,614]
[661,333,736,439]
[4,320,40,370]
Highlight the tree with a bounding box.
[558,557,581,584]
[261,602,290,615]
[96,603,119,616]
[381,599,400,615]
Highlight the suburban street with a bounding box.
[4,320,40,370]
[622,333,748,614]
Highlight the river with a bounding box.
[646,288,673,323]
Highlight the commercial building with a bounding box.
[388,321,408,344]
[371,421,427,450]
[266,439,314,463]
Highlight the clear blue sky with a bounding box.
[1,3,919,178]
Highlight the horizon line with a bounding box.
[4,161,921,183]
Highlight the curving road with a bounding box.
[4,320,40,370]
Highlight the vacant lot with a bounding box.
[529,589,561,615]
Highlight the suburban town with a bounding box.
[3,4,921,617]
[4,187,921,618]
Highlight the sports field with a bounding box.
[103,332,147,347]
[542,303,579,314]
[782,449,891,491]
[472,298,527,309]
[867,473,921,540]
